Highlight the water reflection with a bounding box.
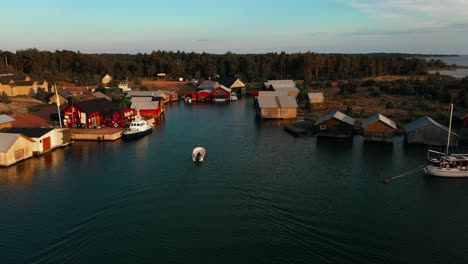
[0,149,68,186]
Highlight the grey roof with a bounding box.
[0,114,15,124]
[126,91,156,98]
[362,113,397,129]
[257,96,278,108]
[265,80,296,88]
[0,127,54,138]
[404,116,458,137]
[264,80,299,93]
[277,96,298,108]
[0,133,34,152]
[308,93,324,100]
[315,111,356,126]
[131,97,153,102]
[258,91,288,97]
[131,101,159,110]
[92,91,112,101]
[197,80,219,90]
[257,96,298,109]
[58,90,71,98]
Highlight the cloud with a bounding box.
[197,38,209,42]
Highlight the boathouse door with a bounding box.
[42,137,51,152]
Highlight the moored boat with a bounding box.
[424,103,468,177]
[122,116,153,140]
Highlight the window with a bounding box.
[320,125,327,130]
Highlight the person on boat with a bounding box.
[196,152,201,161]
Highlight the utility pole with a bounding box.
[55,83,63,128]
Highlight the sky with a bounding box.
[0,0,467,54]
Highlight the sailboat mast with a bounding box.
[446,103,454,156]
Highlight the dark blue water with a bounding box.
[2,98,468,263]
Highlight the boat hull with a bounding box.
[123,128,153,140]
[424,165,468,177]
[192,147,206,162]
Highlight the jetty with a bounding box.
[70,127,124,141]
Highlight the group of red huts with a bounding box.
[184,77,246,102]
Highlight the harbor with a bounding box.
[2,97,468,264]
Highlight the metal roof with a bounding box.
[404,116,458,137]
[315,111,356,126]
[197,80,219,90]
[362,113,397,129]
[258,91,288,97]
[131,97,152,102]
[0,114,15,124]
[308,93,324,99]
[277,96,298,108]
[0,127,54,138]
[131,101,159,110]
[0,133,34,152]
[257,96,278,108]
[125,91,155,98]
[265,80,296,88]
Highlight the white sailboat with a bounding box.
[424,103,468,177]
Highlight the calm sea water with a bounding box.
[427,55,468,78]
[2,98,468,264]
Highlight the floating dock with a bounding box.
[70,128,124,141]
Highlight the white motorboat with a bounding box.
[230,92,238,101]
[192,147,206,162]
[122,116,153,140]
[424,103,468,177]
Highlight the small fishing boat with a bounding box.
[230,92,238,101]
[122,116,153,140]
[424,103,468,177]
[192,147,206,162]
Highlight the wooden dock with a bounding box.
[70,127,124,141]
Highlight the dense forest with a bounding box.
[0,49,446,85]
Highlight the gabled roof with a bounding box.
[213,77,244,88]
[213,85,231,93]
[0,133,34,152]
[58,90,71,98]
[126,91,156,98]
[404,116,457,137]
[131,101,159,110]
[257,96,278,108]
[0,127,54,138]
[73,98,119,113]
[315,111,356,126]
[277,96,298,108]
[197,80,219,90]
[92,91,112,101]
[0,114,15,124]
[308,93,324,100]
[362,113,397,129]
[197,89,212,94]
[258,91,289,97]
[154,90,170,97]
[131,97,152,102]
[264,80,298,91]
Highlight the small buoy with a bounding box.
[383,179,390,184]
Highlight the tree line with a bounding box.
[0,49,445,85]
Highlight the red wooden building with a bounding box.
[131,101,161,118]
[197,89,212,101]
[184,90,197,101]
[211,86,230,101]
[63,98,125,128]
